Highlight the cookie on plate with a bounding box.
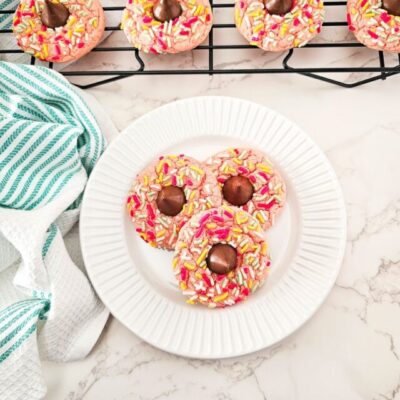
[127,154,222,250]
[121,0,212,54]
[205,148,286,230]
[347,0,400,52]
[173,206,270,308]
[13,0,105,63]
[235,0,324,51]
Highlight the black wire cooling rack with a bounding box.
[1,1,400,89]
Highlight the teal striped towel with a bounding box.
[0,62,109,400]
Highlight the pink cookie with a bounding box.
[173,206,270,308]
[127,154,222,250]
[205,148,286,230]
[13,0,105,63]
[121,0,212,54]
[235,0,325,51]
[347,0,400,52]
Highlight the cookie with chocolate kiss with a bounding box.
[121,0,213,54]
[234,0,325,51]
[205,148,287,230]
[127,154,222,250]
[13,0,105,63]
[173,207,271,308]
[347,0,400,52]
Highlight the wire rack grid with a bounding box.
[1,1,400,89]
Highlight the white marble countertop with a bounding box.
[40,69,400,400]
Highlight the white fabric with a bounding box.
[0,89,119,400]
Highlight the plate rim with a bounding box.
[80,95,347,359]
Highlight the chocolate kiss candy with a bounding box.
[153,0,182,22]
[156,185,186,216]
[264,0,293,15]
[41,0,70,29]
[382,0,400,16]
[206,244,238,275]
[222,175,254,207]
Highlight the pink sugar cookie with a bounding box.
[127,154,222,250]
[121,0,212,54]
[347,0,400,52]
[173,206,270,308]
[13,0,105,63]
[235,0,324,51]
[205,148,286,230]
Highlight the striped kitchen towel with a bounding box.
[0,61,110,400]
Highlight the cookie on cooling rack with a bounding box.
[127,154,222,250]
[173,206,271,308]
[234,0,325,51]
[348,0,400,52]
[13,0,105,63]
[205,148,286,230]
[121,0,212,54]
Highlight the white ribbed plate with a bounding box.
[81,96,346,359]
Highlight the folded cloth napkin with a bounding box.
[0,61,110,400]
